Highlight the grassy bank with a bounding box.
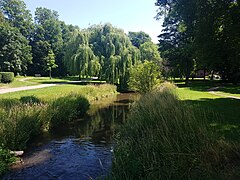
[0,84,117,176]
[112,83,240,179]
[0,84,116,102]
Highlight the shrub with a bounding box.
[0,147,16,177]
[128,60,161,93]
[0,72,14,83]
[20,96,41,105]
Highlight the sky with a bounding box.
[24,0,163,43]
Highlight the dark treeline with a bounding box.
[156,0,240,84]
[0,0,161,90]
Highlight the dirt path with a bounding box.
[0,84,59,94]
[208,87,240,100]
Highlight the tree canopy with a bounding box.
[0,0,162,91]
[156,0,240,83]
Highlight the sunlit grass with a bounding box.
[0,84,117,102]
[112,83,240,179]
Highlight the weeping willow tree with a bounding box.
[64,30,100,78]
[87,23,141,89]
[64,23,141,90]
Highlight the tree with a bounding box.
[31,7,63,76]
[64,23,142,90]
[0,20,32,74]
[140,42,161,63]
[129,60,161,93]
[156,0,240,83]
[44,49,57,79]
[0,0,34,39]
[128,31,152,48]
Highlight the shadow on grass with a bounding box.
[182,97,240,142]
[176,79,240,96]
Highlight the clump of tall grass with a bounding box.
[111,83,240,179]
[48,94,90,129]
[0,103,46,150]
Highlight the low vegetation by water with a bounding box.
[111,83,240,179]
[0,84,117,176]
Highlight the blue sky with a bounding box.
[24,0,163,43]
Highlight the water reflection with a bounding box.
[4,93,136,179]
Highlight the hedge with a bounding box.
[0,72,14,83]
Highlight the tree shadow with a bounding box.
[182,97,240,142]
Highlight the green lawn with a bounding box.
[176,81,240,142]
[0,84,117,102]
[0,76,107,89]
[0,76,69,88]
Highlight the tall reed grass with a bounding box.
[111,83,240,179]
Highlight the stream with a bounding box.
[4,93,135,180]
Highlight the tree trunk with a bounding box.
[49,69,52,80]
[203,67,206,81]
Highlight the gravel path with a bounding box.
[208,87,240,100]
[0,84,59,94]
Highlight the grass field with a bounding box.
[176,80,240,142]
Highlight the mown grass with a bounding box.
[177,81,240,142]
[0,84,117,102]
[112,82,240,179]
[0,76,106,89]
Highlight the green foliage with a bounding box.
[64,23,142,90]
[30,7,63,76]
[128,60,161,93]
[44,49,58,79]
[112,83,240,179]
[0,104,44,150]
[128,31,152,48]
[0,0,34,38]
[156,0,240,83]
[140,42,161,63]
[0,72,14,83]
[0,21,32,74]
[49,94,90,129]
[0,147,16,177]
[19,96,41,105]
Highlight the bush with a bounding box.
[128,60,161,93]
[0,147,16,177]
[0,72,14,83]
[20,96,41,105]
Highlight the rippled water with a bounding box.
[4,93,135,180]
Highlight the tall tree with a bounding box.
[140,42,161,63]
[31,7,63,76]
[0,19,32,74]
[128,31,152,48]
[156,0,240,83]
[0,0,33,39]
[44,49,57,79]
